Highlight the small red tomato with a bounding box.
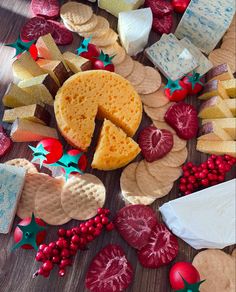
[80,44,100,62]
[182,73,204,95]
[37,138,63,164]
[93,60,115,72]
[14,217,46,250]
[169,262,200,290]
[165,79,189,101]
[171,0,190,14]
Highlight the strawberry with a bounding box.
[0,126,12,157]
[138,223,178,268]
[152,14,173,34]
[85,244,133,292]
[138,126,174,162]
[164,103,198,140]
[164,78,189,102]
[114,205,158,250]
[146,0,173,16]
[182,72,204,95]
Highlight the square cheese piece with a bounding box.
[118,8,153,56]
[98,0,145,17]
[0,164,26,234]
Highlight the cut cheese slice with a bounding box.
[2,83,40,108]
[18,74,59,105]
[10,118,58,142]
[198,95,233,118]
[199,79,229,100]
[92,119,140,170]
[118,8,152,56]
[221,79,236,97]
[196,140,236,157]
[223,99,236,116]
[206,63,234,82]
[198,121,232,141]
[3,104,50,125]
[202,118,236,140]
[12,51,45,80]
[62,52,92,73]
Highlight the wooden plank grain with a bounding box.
[0,1,235,292]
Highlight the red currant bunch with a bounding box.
[33,208,114,278]
[179,154,236,196]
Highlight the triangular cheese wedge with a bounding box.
[92,119,140,170]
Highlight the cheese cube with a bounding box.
[206,64,234,82]
[12,51,45,80]
[202,118,236,140]
[221,79,236,97]
[223,99,236,116]
[198,121,232,141]
[3,104,50,125]
[198,95,233,119]
[197,140,236,157]
[199,80,229,100]
[118,8,152,56]
[98,0,145,17]
[10,118,58,142]
[2,83,40,108]
[62,52,92,73]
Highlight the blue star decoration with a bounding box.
[165,78,183,95]
[5,36,35,58]
[29,144,49,168]
[76,37,92,55]
[12,213,46,251]
[176,276,205,292]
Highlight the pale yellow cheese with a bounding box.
[199,96,233,118]
[221,79,236,97]
[62,52,92,73]
[197,140,236,157]
[223,99,236,116]
[202,118,236,140]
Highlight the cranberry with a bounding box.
[88,226,95,234]
[38,267,45,276]
[183,171,190,177]
[218,175,225,182]
[69,243,78,251]
[71,235,80,244]
[194,183,198,189]
[39,244,47,251]
[180,184,187,192]
[42,260,53,271]
[61,248,70,258]
[182,165,188,171]
[210,155,217,160]
[66,230,72,238]
[58,228,66,237]
[97,208,104,215]
[94,216,101,224]
[52,256,60,263]
[101,217,109,225]
[201,162,207,169]
[35,251,44,262]
[86,235,94,242]
[207,162,215,170]
[94,228,101,237]
[85,221,93,228]
[199,172,206,179]
[96,223,103,229]
[192,166,198,173]
[43,246,52,256]
[106,222,114,231]
[80,226,88,233]
[52,248,59,256]
[187,183,193,191]
[201,178,209,186]
[188,175,196,184]
[186,162,193,168]
[60,259,71,268]
[58,269,65,277]
[80,238,87,246]
[49,242,56,249]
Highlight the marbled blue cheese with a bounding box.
[175,0,235,54]
[145,34,198,81]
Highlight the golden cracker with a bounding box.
[35,177,71,225]
[115,54,135,77]
[61,174,106,221]
[221,39,236,55]
[172,134,187,152]
[152,120,176,134]
[144,102,174,121]
[5,158,38,174]
[90,28,118,47]
[208,49,236,73]
[134,66,162,95]
[80,16,110,38]
[60,2,93,25]
[141,84,169,108]
[126,61,145,86]
[223,30,236,41]
[136,160,173,198]
[101,42,126,65]
[160,147,188,167]
[73,14,98,33]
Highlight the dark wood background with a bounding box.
[0,1,235,291]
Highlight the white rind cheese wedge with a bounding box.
[118,8,153,56]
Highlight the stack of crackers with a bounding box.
[5,159,106,225]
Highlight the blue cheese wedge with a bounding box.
[98,0,145,17]
[145,34,198,80]
[0,164,26,234]
[118,8,152,56]
[160,179,236,249]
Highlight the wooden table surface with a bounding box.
[0,1,235,292]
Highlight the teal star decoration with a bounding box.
[12,213,46,251]
[5,36,35,58]
[58,152,83,167]
[165,78,184,94]
[29,144,50,168]
[187,71,204,90]
[76,37,92,55]
[64,165,83,180]
[96,50,115,66]
[176,276,206,292]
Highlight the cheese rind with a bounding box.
[221,79,236,97]
[62,52,92,73]
[199,79,229,100]
[198,121,232,141]
[98,0,145,17]
[223,99,236,116]
[196,140,236,157]
[3,104,50,125]
[10,118,58,142]
[206,64,234,82]
[202,118,236,140]
[118,8,152,56]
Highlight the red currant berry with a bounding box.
[35,251,44,261]
[86,235,94,242]
[88,226,95,234]
[42,260,53,272]
[201,178,209,186]
[52,248,59,256]
[61,248,70,258]
[104,208,110,215]
[52,256,60,263]
[188,176,196,184]
[94,216,101,224]
[210,155,217,160]
[218,175,225,182]
[60,259,71,268]
[38,267,45,276]
[194,183,198,189]
[43,246,52,256]
[184,191,191,195]
[49,242,56,249]
[106,222,114,231]
[180,177,187,184]
[66,230,73,238]
[97,208,104,215]
[71,235,80,244]
[192,166,198,173]
[96,223,103,229]
[58,269,66,277]
[187,183,193,191]
[80,226,88,233]
[199,172,206,179]
[39,244,47,251]
[85,221,93,228]
[101,217,109,225]
[80,238,87,246]
[70,243,78,251]
[183,171,190,177]
[93,228,101,237]
[180,184,187,192]
[182,165,188,171]
[201,162,207,169]
[70,250,77,256]
[57,228,66,237]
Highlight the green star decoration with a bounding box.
[6,36,35,58]
[97,50,115,66]
[187,71,204,90]
[76,37,92,55]
[12,213,46,251]
[176,276,205,292]
[165,78,183,95]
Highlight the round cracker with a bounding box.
[144,102,174,121]
[122,191,156,205]
[90,28,118,47]
[223,30,236,41]
[73,14,98,33]
[134,67,162,94]
[63,19,76,32]
[221,39,236,55]
[141,84,169,108]
[136,160,173,198]
[80,16,110,38]
[60,2,93,25]
[145,160,182,183]
[193,250,235,292]
[208,49,236,73]
[126,61,145,86]
[5,158,38,174]
[231,249,236,258]
[115,54,135,78]
[172,134,187,152]
[160,147,188,167]
[61,174,106,221]
[152,120,176,134]
[101,42,126,65]
[17,173,50,219]
[35,177,71,225]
